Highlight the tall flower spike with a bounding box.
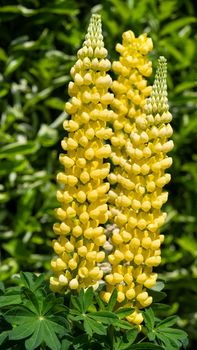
[50,14,116,293]
[102,55,173,326]
[100,31,153,325]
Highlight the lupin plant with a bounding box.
[51,14,116,291]
[50,14,174,326]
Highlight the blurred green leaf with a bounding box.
[38,124,58,147]
[23,87,53,111]
[0,83,9,97]
[3,239,30,259]
[177,236,197,257]
[4,56,24,76]
[0,47,7,61]
[0,193,10,203]
[174,81,197,94]
[159,0,178,20]
[0,158,28,176]
[0,5,36,15]
[0,141,39,158]
[109,0,130,21]
[44,97,65,110]
[161,17,197,35]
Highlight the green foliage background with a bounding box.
[0,0,197,348]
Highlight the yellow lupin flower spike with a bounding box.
[50,14,117,293]
[102,31,153,318]
[102,56,173,325]
[50,16,174,327]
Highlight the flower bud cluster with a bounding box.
[50,14,116,293]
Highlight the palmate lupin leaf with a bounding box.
[143,308,189,350]
[0,273,68,350]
